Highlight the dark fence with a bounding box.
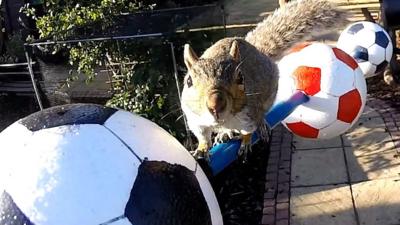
[1,4,226,109]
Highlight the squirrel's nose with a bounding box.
[207,91,227,117]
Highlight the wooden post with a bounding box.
[361,8,375,22]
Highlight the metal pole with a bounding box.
[24,45,44,110]
[169,42,193,151]
[221,5,227,37]
[28,33,164,47]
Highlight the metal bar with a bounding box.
[0,72,40,75]
[28,33,164,46]
[220,4,227,36]
[103,59,115,91]
[169,42,193,151]
[170,43,182,100]
[26,4,219,46]
[0,87,34,92]
[0,62,36,67]
[27,23,258,47]
[0,81,35,86]
[24,46,44,110]
[120,3,218,15]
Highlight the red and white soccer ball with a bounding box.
[277,42,367,139]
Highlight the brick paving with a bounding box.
[262,125,292,225]
[369,98,400,151]
[261,96,400,225]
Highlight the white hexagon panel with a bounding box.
[278,42,367,139]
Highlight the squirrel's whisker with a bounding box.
[175,114,184,122]
[235,56,247,72]
[245,92,262,96]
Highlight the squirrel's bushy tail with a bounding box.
[245,0,348,59]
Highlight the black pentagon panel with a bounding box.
[0,191,34,225]
[375,31,390,48]
[125,161,212,225]
[376,61,389,74]
[347,23,364,34]
[351,45,369,63]
[20,103,117,131]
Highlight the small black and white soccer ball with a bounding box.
[0,104,223,225]
[337,21,393,78]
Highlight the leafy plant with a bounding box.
[22,0,147,39]
[104,38,188,140]
[22,0,221,143]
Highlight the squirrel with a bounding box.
[181,0,348,158]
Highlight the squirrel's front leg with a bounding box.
[189,124,212,160]
[235,109,258,161]
[239,131,253,161]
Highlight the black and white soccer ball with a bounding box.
[0,104,223,225]
[337,21,393,78]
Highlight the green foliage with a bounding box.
[22,0,149,79]
[22,0,222,142]
[105,41,166,114]
[22,0,148,40]
[68,41,107,79]
[104,39,185,139]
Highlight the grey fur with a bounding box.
[245,0,348,60]
[181,0,349,152]
[203,38,279,123]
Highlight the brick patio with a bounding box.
[261,96,400,225]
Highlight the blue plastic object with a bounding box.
[209,132,259,175]
[265,91,310,129]
[208,91,309,175]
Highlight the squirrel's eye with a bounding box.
[186,76,193,87]
[236,72,243,85]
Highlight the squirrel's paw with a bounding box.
[191,149,210,161]
[190,142,210,161]
[238,133,252,162]
[213,130,236,145]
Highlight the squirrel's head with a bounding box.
[181,40,246,125]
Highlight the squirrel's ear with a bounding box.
[184,44,199,70]
[229,40,240,62]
